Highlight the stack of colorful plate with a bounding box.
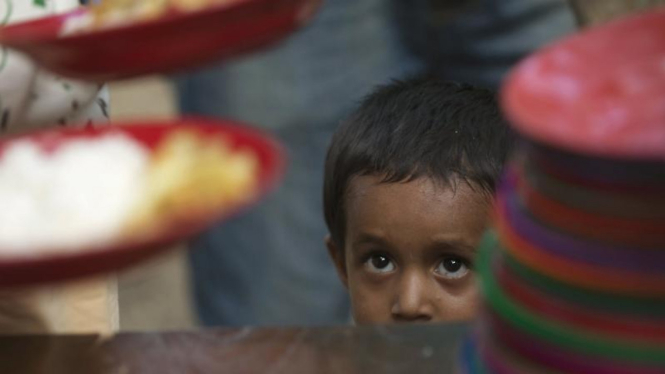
[460,8,665,374]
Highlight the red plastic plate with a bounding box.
[502,8,665,160]
[0,0,321,82]
[495,193,665,296]
[0,117,285,287]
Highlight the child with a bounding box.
[0,0,115,334]
[323,78,512,324]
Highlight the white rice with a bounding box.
[60,12,95,36]
[0,134,150,256]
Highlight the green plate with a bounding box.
[478,231,665,364]
[504,251,665,317]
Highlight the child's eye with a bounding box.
[435,257,469,279]
[364,254,396,273]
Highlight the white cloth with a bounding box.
[0,0,109,135]
[0,0,117,335]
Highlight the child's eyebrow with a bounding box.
[351,232,388,247]
[429,238,478,254]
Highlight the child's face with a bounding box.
[327,175,490,324]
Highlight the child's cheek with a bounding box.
[348,279,393,325]
[437,279,480,322]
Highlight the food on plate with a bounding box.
[0,134,149,255]
[124,130,259,235]
[0,129,258,256]
[62,0,235,34]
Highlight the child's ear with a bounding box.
[325,235,348,289]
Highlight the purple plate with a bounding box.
[522,156,665,220]
[526,143,665,189]
[501,177,665,274]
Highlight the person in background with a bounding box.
[0,0,108,134]
[177,0,421,325]
[0,0,115,334]
[175,0,576,326]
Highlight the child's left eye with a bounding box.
[364,254,396,273]
[434,257,469,279]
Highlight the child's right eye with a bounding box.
[364,254,396,273]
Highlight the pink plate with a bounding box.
[0,0,321,82]
[502,8,665,160]
[0,117,285,287]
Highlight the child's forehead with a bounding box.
[346,174,469,203]
[342,174,491,250]
[344,174,490,221]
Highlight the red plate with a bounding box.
[502,8,665,160]
[0,117,285,287]
[0,0,321,82]
[515,167,665,247]
[496,257,665,344]
[495,194,665,296]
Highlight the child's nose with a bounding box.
[390,271,434,323]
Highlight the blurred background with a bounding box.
[110,0,664,331]
[109,78,196,330]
